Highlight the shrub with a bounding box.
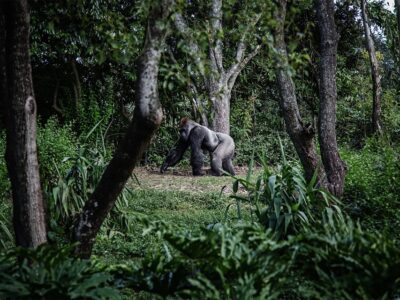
[341,136,400,236]
[115,217,400,299]
[0,132,10,200]
[0,244,120,299]
[48,125,132,238]
[37,117,77,188]
[71,78,117,139]
[229,148,341,238]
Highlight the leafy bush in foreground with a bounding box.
[115,217,400,299]
[0,245,120,300]
[230,154,341,238]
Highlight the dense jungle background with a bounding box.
[1,0,400,298]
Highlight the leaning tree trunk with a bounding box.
[73,1,173,258]
[314,0,346,197]
[274,0,323,183]
[361,0,382,134]
[0,1,47,248]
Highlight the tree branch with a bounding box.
[167,48,209,126]
[209,0,223,74]
[174,12,206,80]
[226,13,262,89]
[227,44,261,90]
[234,13,262,63]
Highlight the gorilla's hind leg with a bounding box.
[211,156,223,176]
[222,158,235,176]
[190,127,206,176]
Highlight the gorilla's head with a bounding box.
[179,117,197,141]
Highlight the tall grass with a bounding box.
[48,120,134,239]
[229,142,342,237]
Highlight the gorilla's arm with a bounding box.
[160,137,189,173]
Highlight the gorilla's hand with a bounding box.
[160,143,187,174]
[160,161,169,173]
[160,149,177,173]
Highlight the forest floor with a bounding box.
[130,166,254,195]
[94,166,258,264]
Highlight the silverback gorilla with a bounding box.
[160,118,235,176]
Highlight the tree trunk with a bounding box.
[314,0,346,197]
[361,0,382,134]
[210,83,231,134]
[1,1,47,248]
[73,1,172,258]
[273,0,323,183]
[208,0,228,133]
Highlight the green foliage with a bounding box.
[0,244,120,300]
[0,203,13,251]
[336,55,372,146]
[115,216,400,299]
[37,117,78,188]
[30,0,143,66]
[382,88,400,141]
[230,153,341,238]
[93,186,241,262]
[113,221,291,298]
[146,123,182,167]
[290,222,400,299]
[107,152,399,299]
[0,132,10,201]
[73,78,118,139]
[342,137,400,236]
[48,123,132,239]
[0,134,12,250]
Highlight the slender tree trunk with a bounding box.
[314,0,346,197]
[273,0,323,183]
[361,0,382,134]
[1,0,47,247]
[73,1,173,258]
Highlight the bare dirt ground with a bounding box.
[130,166,255,195]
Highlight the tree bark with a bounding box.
[210,85,231,134]
[314,0,346,197]
[73,1,172,258]
[273,0,323,183]
[361,0,382,134]
[1,0,47,248]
